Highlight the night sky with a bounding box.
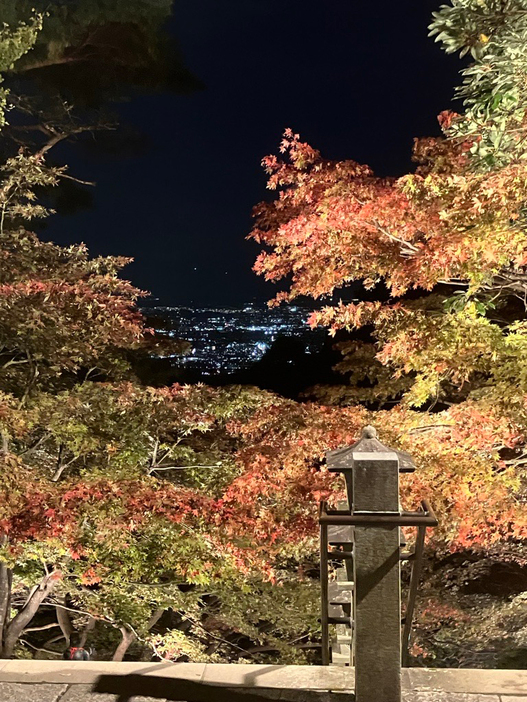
[49,0,461,306]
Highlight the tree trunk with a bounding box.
[1,572,59,658]
[112,611,164,662]
[56,599,73,647]
[112,627,136,662]
[146,609,164,632]
[0,561,11,652]
[79,616,96,648]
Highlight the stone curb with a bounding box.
[0,663,525,699]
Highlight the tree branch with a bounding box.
[23,622,60,633]
[19,639,62,656]
[3,572,60,657]
[56,598,73,646]
[148,464,217,475]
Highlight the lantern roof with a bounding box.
[326,426,415,473]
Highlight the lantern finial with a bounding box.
[362,425,377,439]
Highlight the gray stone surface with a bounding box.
[353,453,400,513]
[407,669,527,696]
[0,682,68,702]
[68,688,352,702]
[404,695,500,701]
[353,451,401,702]
[0,664,526,701]
[200,664,355,690]
[61,685,165,702]
[0,686,517,701]
[328,526,353,545]
[0,661,206,684]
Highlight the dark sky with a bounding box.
[49,0,461,307]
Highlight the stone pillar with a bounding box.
[353,433,401,702]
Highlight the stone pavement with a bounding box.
[0,662,526,701]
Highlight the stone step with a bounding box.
[336,567,348,579]
[331,652,349,666]
[328,604,353,634]
[328,582,353,605]
[328,603,345,618]
[335,561,354,583]
[330,567,355,590]
[336,634,353,644]
[339,643,351,656]
[336,623,352,637]
[328,525,353,545]
[331,643,351,667]
[335,569,354,588]
[400,550,415,561]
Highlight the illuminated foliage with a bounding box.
[247,0,527,664]
[0,14,42,125]
[0,17,318,662]
[5,0,527,668]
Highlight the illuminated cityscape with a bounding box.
[149,303,327,375]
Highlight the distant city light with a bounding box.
[148,303,325,375]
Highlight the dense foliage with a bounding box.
[249,0,527,666]
[1,0,199,104]
[4,0,527,668]
[0,7,325,663]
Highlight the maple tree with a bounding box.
[247,0,527,665]
[0,13,328,663]
[5,0,527,668]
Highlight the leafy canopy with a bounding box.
[249,0,527,565]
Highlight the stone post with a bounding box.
[323,426,432,699]
[352,427,401,702]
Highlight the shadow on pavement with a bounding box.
[93,674,355,702]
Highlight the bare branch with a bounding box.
[19,639,63,656]
[3,572,60,657]
[52,453,79,482]
[79,617,96,648]
[149,464,218,475]
[405,424,454,435]
[59,172,96,187]
[371,220,419,256]
[23,622,60,633]
[56,598,73,645]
